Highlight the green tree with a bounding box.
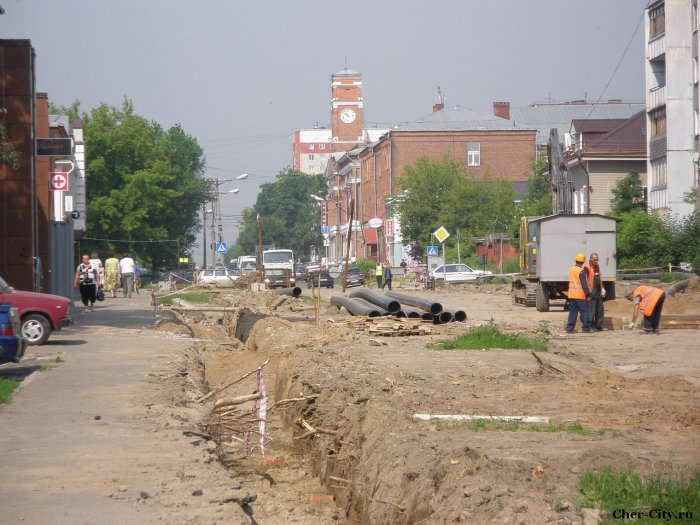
[616,210,672,268]
[611,172,646,215]
[521,153,552,217]
[0,108,21,169]
[234,168,327,260]
[84,100,208,270]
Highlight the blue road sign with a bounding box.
[321,226,332,234]
[216,242,228,253]
[426,245,439,256]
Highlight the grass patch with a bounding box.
[577,467,700,523]
[435,419,605,435]
[40,356,64,372]
[0,378,20,404]
[428,324,547,352]
[158,293,213,306]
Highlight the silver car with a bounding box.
[430,264,493,283]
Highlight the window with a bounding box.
[650,107,666,137]
[308,154,314,160]
[319,144,325,150]
[309,144,315,150]
[467,142,481,166]
[649,4,665,38]
[651,158,667,187]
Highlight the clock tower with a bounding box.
[330,69,364,152]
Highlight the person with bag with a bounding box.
[74,254,100,312]
[382,264,393,291]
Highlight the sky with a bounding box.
[0,0,648,259]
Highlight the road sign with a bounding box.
[36,138,73,156]
[49,172,69,191]
[433,226,450,243]
[426,245,439,256]
[216,242,228,253]
[368,217,384,229]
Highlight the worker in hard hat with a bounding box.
[625,285,666,334]
[566,253,592,333]
[583,252,606,331]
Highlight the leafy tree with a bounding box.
[611,172,646,215]
[234,168,327,260]
[83,100,208,270]
[521,153,552,217]
[668,212,700,273]
[616,210,672,268]
[0,108,21,169]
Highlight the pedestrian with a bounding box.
[382,264,393,291]
[104,251,120,298]
[566,253,592,333]
[584,252,606,331]
[74,254,100,311]
[119,251,136,298]
[133,261,142,295]
[375,263,383,289]
[625,285,666,334]
[89,251,104,288]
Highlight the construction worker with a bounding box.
[625,285,666,334]
[584,252,606,331]
[566,253,592,333]
[375,263,383,288]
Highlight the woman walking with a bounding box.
[104,252,120,298]
[74,254,100,311]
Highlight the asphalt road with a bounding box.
[0,291,189,524]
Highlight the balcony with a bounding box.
[647,85,666,110]
[647,34,665,61]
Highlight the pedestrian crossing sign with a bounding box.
[426,245,439,256]
[216,242,228,253]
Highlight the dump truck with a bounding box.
[511,214,617,312]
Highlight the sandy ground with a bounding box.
[1,279,698,524]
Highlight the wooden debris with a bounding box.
[413,414,550,424]
[197,358,270,403]
[349,316,432,336]
[531,352,564,375]
[213,392,262,411]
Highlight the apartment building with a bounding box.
[645,0,700,216]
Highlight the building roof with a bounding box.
[570,119,627,134]
[333,68,361,77]
[585,110,647,155]
[510,102,645,145]
[395,105,533,132]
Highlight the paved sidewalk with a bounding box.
[0,292,190,524]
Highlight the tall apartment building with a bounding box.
[292,128,333,175]
[645,0,700,217]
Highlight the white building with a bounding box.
[645,0,700,217]
[292,128,333,175]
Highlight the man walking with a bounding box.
[119,251,136,298]
[566,253,592,333]
[381,264,393,291]
[626,285,666,334]
[584,252,606,331]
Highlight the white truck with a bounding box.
[237,255,258,277]
[262,249,296,289]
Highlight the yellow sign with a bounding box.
[179,257,189,263]
[433,226,450,243]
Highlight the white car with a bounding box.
[199,267,238,286]
[430,264,493,283]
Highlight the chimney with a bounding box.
[432,103,444,113]
[493,101,510,120]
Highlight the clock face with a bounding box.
[340,108,356,124]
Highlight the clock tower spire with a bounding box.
[330,68,364,152]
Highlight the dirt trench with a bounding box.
[163,287,700,525]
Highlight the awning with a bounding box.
[363,227,378,244]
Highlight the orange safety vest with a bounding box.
[568,265,586,300]
[633,285,664,317]
[583,263,603,292]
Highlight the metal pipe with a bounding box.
[433,311,453,324]
[453,310,467,322]
[330,295,381,317]
[272,286,302,297]
[404,309,422,319]
[385,291,442,315]
[348,289,401,313]
[352,297,389,316]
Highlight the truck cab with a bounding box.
[262,249,295,289]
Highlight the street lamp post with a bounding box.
[205,174,247,267]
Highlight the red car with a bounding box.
[0,275,73,345]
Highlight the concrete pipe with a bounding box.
[348,289,401,314]
[433,311,453,324]
[453,310,467,322]
[330,296,382,317]
[272,286,302,297]
[385,291,442,315]
[351,297,390,316]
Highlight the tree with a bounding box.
[611,172,646,215]
[0,108,21,170]
[234,168,327,260]
[521,153,552,217]
[616,210,672,268]
[83,100,208,270]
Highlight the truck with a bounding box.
[511,214,617,312]
[237,255,258,277]
[262,249,296,288]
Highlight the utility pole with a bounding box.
[202,203,207,268]
[210,190,217,268]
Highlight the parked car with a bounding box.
[429,264,493,283]
[0,304,26,364]
[307,270,334,289]
[0,276,73,345]
[199,267,238,286]
[345,268,365,287]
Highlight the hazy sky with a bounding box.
[1,0,647,254]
